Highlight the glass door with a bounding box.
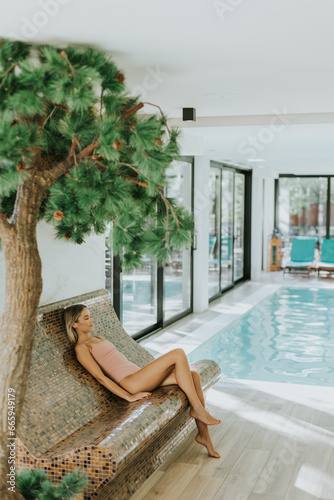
[163,160,192,322]
[234,172,245,281]
[209,162,249,299]
[208,167,221,297]
[121,256,158,336]
[220,169,233,289]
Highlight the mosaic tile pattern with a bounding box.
[16,289,221,499]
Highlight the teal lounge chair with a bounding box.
[208,235,232,269]
[316,239,334,277]
[283,237,316,276]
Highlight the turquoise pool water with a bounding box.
[188,287,334,386]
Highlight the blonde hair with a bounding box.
[64,304,87,346]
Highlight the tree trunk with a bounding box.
[0,177,45,499]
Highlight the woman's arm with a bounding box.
[75,345,150,402]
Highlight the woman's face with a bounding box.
[73,308,94,334]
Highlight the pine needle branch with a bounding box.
[77,139,100,159]
[163,198,170,245]
[119,162,142,175]
[46,137,98,181]
[157,189,181,228]
[117,173,149,188]
[62,51,76,76]
[0,62,17,89]
[93,158,108,171]
[100,89,104,119]
[69,139,78,157]
[42,105,57,130]
[123,102,144,120]
[117,163,165,190]
[143,102,171,139]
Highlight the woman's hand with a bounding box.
[126,392,152,402]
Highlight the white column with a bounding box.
[251,170,264,280]
[262,175,276,270]
[193,156,210,313]
[251,167,277,279]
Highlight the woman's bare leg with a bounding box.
[120,348,221,426]
[159,370,220,458]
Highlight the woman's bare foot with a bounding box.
[195,433,220,458]
[190,407,221,426]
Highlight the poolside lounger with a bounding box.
[283,237,316,276]
[208,236,232,269]
[316,239,334,277]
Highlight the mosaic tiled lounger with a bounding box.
[16,289,221,499]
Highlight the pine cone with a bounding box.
[154,138,163,147]
[16,161,26,172]
[54,211,65,221]
[113,140,122,151]
[65,233,72,239]
[115,72,125,83]
[59,51,67,58]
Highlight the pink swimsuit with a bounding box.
[90,339,140,384]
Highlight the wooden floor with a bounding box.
[131,379,334,500]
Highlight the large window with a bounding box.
[277,176,334,264]
[208,167,220,297]
[121,257,158,336]
[208,162,251,299]
[105,158,193,339]
[163,160,192,322]
[221,169,233,289]
[234,172,245,281]
[278,177,328,240]
[331,178,334,237]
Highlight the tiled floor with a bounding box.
[134,273,334,500]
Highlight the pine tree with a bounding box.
[0,39,193,499]
[16,468,88,499]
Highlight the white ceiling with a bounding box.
[2,0,334,172]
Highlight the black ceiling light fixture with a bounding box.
[182,108,196,122]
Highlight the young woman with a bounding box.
[64,304,221,458]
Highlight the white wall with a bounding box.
[0,221,105,315]
[250,172,263,281]
[251,167,277,280]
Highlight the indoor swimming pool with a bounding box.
[187,287,334,386]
